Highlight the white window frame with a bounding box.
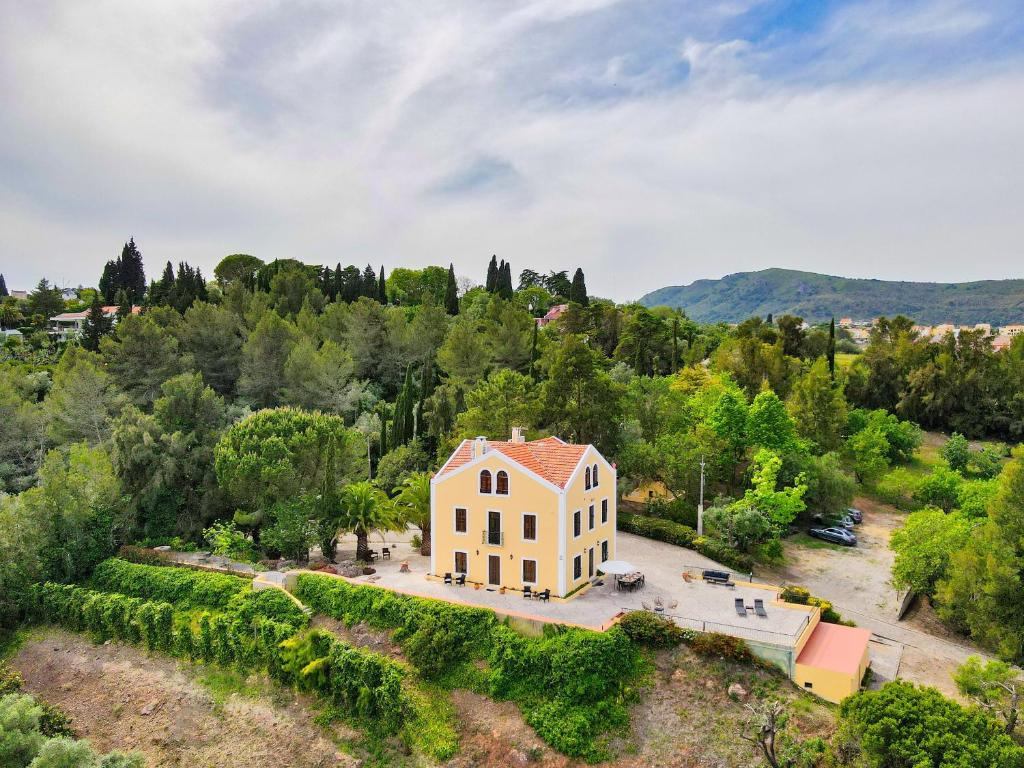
[601,498,608,524]
[592,463,599,487]
[453,506,469,535]
[588,504,595,531]
[573,510,581,539]
[521,558,538,585]
[495,469,510,496]
[454,550,469,574]
[573,554,582,581]
[600,539,608,563]
[521,512,538,543]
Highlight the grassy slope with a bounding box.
[639,268,1024,324]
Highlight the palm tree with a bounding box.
[393,471,431,556]
[340,481,395,562]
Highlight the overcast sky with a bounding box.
[1,0,1022,300]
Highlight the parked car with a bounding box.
[846,507,863,523]
[809,527,857,546]
[836,515,856,529]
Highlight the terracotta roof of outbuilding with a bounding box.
[796,623,872,675]
[436,437,589,488]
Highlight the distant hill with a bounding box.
[638,268,1024,325]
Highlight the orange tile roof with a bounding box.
[437,437,588,488]
[796,623,872,675]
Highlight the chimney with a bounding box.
[511,427,525,443]
[471,436,488,459]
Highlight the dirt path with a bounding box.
[764,497,992,697]
[10,628,357,768]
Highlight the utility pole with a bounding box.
[697,455,706,536]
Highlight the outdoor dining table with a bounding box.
[617,572,644,591]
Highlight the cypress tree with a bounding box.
[415,358,431,438]
[444,263,459,315]
[828,317,836,380]
[80,292,111,351]
[500,261,514,299]
[766,313,773,325]
[0,273,7,297]
[569,268,589,306]
[377,265,387,304]
[485,255,498,292]
[378,405,388,466]
[529,321,539,381]
[671,316,679,371]
[150,261,174,306]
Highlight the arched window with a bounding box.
[585,466,591,490]
[479,469,492,494]
[592,463,599,487]
[496,470,509,495]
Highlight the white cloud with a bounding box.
[0,0,1022,301]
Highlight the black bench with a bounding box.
[702,569,732,585]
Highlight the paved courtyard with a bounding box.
[333,532,814,645]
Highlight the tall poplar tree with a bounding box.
[0,273,7,297]
[444,263,459,315]
[570,268,589,306]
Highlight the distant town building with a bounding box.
[9,290,28,300]
[993,335,1014,352]
[1000,324,1024,338]
[838,317,854,328]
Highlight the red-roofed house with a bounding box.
[49,306,141,341]
[794,622,872,703]
[536,304,568,327]
[430,429,616,597]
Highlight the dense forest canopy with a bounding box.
[2,239,1024,666]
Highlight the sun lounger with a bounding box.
[735,598,747,617]
[754,598,767,617]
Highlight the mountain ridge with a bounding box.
[638,268,1024,325]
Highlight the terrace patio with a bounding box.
[329,532,815,647]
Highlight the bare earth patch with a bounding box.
[614,647,834,768]
[11,627,357,768]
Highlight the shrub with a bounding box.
[403,614,464,679]
[690,632,752,663]
[116,545,171,566]
[618,611,686,648]
[617,512,753,571]
[1,660,24,696]
[780,585,849,625]
[91,558,250,610]
[225,588,308,631]
[203,521,256,563]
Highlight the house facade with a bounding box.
[430,431,616,597]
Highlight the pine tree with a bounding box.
[0,273,7,297]
[569,268,589,306]
[377,265,387,304]
[150,261,174,306]
[98,260,118,303]
[115,288,132,321]
[80,293,111,351]
[828,317,836,380]
[119,237,147,304]
[485,255,498,292]
[361,264,378,299]
[444,263,459,315]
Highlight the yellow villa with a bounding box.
[430,430,616,597]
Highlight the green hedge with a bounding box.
[91,558,249,610]
[29,582,410,736]
[294,573,642,761]
[617,512,752,571]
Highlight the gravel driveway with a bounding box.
[763,496,994,698]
